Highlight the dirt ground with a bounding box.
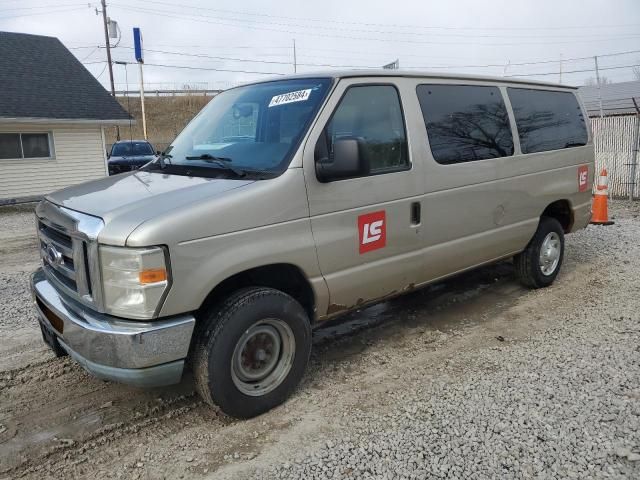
[0,201,639,479]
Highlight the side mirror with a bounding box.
[106,150,110,159]
[156,150,161,155]
[315,137,368,182]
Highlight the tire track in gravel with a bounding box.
[1,260,522,479]
[0,358,205,470]
[3,202,638,480]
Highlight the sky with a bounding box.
[1,0,639,92]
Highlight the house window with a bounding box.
[0,132,53,159]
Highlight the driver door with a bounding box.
[302,78,426,315]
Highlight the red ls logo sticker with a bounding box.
[358,211,386,254]
[578,165,589,192]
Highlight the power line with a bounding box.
[97,60,285,76]
[68,44,102,50]
[0,5,87,20]
[82,56,639,81]
[114,45,377,69]
[111,4,640,47]
[505,63,640,78]
[0,2,87,12]
[124,0,640,33]
[145,62,285,75]
[404,49,640,70]
[78,46,100,62]
[107,40,640,69]
[104,44,640,73]
[113,1,640,40]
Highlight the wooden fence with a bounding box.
[591,115,640,199]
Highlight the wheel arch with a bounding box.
[541,199,574,233]
[197,263,316,322]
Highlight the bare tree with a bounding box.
[584,76,613,86]
[425,102,514,161]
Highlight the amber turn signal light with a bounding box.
[139,268,168,284]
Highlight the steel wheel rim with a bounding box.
[231,318,295,397]
[539,232,561,276]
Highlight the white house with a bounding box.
[0,31,131,204]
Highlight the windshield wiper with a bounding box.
[185,153,233,161]
[184,154,246,177]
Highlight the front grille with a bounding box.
[38,220,79,292]
[36,201,104,309]
[109,164,136,175]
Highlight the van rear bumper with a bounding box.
[30,268,195,387]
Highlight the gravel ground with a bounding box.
[0,204,39,331]
[248,202,640,479]
[0,201,639,479]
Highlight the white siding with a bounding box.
[0,123,107,202]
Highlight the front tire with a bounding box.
[514,216,565,289]
[192,287,312,418]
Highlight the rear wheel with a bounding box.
[192,287,312,418]
[514,216,565,289]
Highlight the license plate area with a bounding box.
[39,322,67,358]
[36,297,64,334]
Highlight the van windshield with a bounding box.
[146,78,332,178]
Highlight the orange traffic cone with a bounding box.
[591,168,614,225]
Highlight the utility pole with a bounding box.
[594,56,604,119]
[293,39,297,73]
[559,54,563,84]
[100,0,119,139]
[139,62,147,140]
[133,28,147,140]
[100,0,116,97]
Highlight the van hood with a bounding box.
[45,171,254,244]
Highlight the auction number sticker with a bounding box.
[268,89,312,108]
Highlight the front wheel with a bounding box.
[192,287,312,418]
[514,216,565,289]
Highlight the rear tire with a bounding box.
[514,216,565,289]
[192,287,312,418]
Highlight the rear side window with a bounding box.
[325,85,409,174]
[507,88,588,154]
[416,84,514,164]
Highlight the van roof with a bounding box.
[250,70,577,90]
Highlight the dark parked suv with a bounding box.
[108,140,156,175]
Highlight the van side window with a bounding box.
[507,88,588,154]
[325,85,409,174]
[416,84,514,165]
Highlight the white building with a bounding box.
[0,31,131,205]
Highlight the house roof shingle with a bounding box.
[0,31,130,122]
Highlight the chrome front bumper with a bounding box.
[31,268,195,387]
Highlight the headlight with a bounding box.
[99,245,170,319]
